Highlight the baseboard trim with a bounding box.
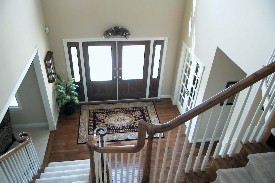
[12,123,48,129]
[159,95,172,100]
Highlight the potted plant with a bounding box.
[55,75,79,115]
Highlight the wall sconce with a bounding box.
[44,51,56,83]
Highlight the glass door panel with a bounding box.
[118,41,150,99]
[122,45,145,80]
[82,41,117,101]
[88,46,113,81]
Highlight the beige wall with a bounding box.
[41,0,186,96]
[0,0,58,129]
[10,64,48,126]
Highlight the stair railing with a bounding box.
[87,61,275,183]
[0,132,40,183]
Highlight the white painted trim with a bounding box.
[172,42,189,105]
[12,123,48,129]
[146,40,154,98]
[0,47,37,123]
[78,41,88,102]
[63,40,73,79]
[159,95,172,100]
[63,37,167,42]
[33,50,55,131]
[157,38,169,99]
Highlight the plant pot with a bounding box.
[63,102,75,115]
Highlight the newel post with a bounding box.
[141,134,154,183]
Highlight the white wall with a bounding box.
[188,48,247,141]
[175,0,275,102]
[41,0,186,97]
[0,0,58,130]
[10,64,48,127]
[178,0,275,152]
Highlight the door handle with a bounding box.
[118,76,122,79]
[113,76,117,79]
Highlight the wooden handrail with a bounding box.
[87,121,148,153]
[0,132,31,161]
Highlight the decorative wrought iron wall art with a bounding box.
[44,51,56,83]
[103,26,130,39]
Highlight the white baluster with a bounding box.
[175,118,193,181]
[167,125,183,182]
[21,148,35,180]
[222,86,252,157]
[29,141,40,170]
[256,98,275,142]
[8,157,21,182]
[26,143,36,173]
[103,153,107,183]
[0,166,9,183]
[213,94,239,158]
[185,115,203,173]
[94,152,99,183]
[131,153,137,183]
[193,108,214,172]
[137,148,143,183]
[201,104,225,170]
[5,158,18,182]
[14,153,28,183]
[115,153,118,183]
[18,150,31,181]
[252,90,275,141]
[152,136,162,183]
[244,75,275,143]
[126,153,130,182]
[1,160,13,182]
[159,130,171,182]
[120,153,123,183]
[108,153,112,183]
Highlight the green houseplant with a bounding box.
[55,75,79,115]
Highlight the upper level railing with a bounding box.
[87,61,275,183]
[0,132,40,183]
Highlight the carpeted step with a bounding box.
[35,174,89,183]
[215,167,254,183]
[44,163,89,173]
[48,159,90,167]
[246,152,275,182]
[40,168,90,179]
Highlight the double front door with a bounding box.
[66,40,164,101]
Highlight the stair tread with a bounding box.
[40,168,90,178]
[48,159,89,167]
[247,152,275,182]
[216,167,254,183]
[35,174,89,183]
[44,163,89,173]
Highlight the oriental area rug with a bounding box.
[78,102,162,143]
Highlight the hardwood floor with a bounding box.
[43,98,274,182]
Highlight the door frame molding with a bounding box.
[172,42,204,107]
[63,37,168,101]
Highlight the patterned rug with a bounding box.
[78,102,162,143]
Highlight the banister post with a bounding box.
[141,135,154,183]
